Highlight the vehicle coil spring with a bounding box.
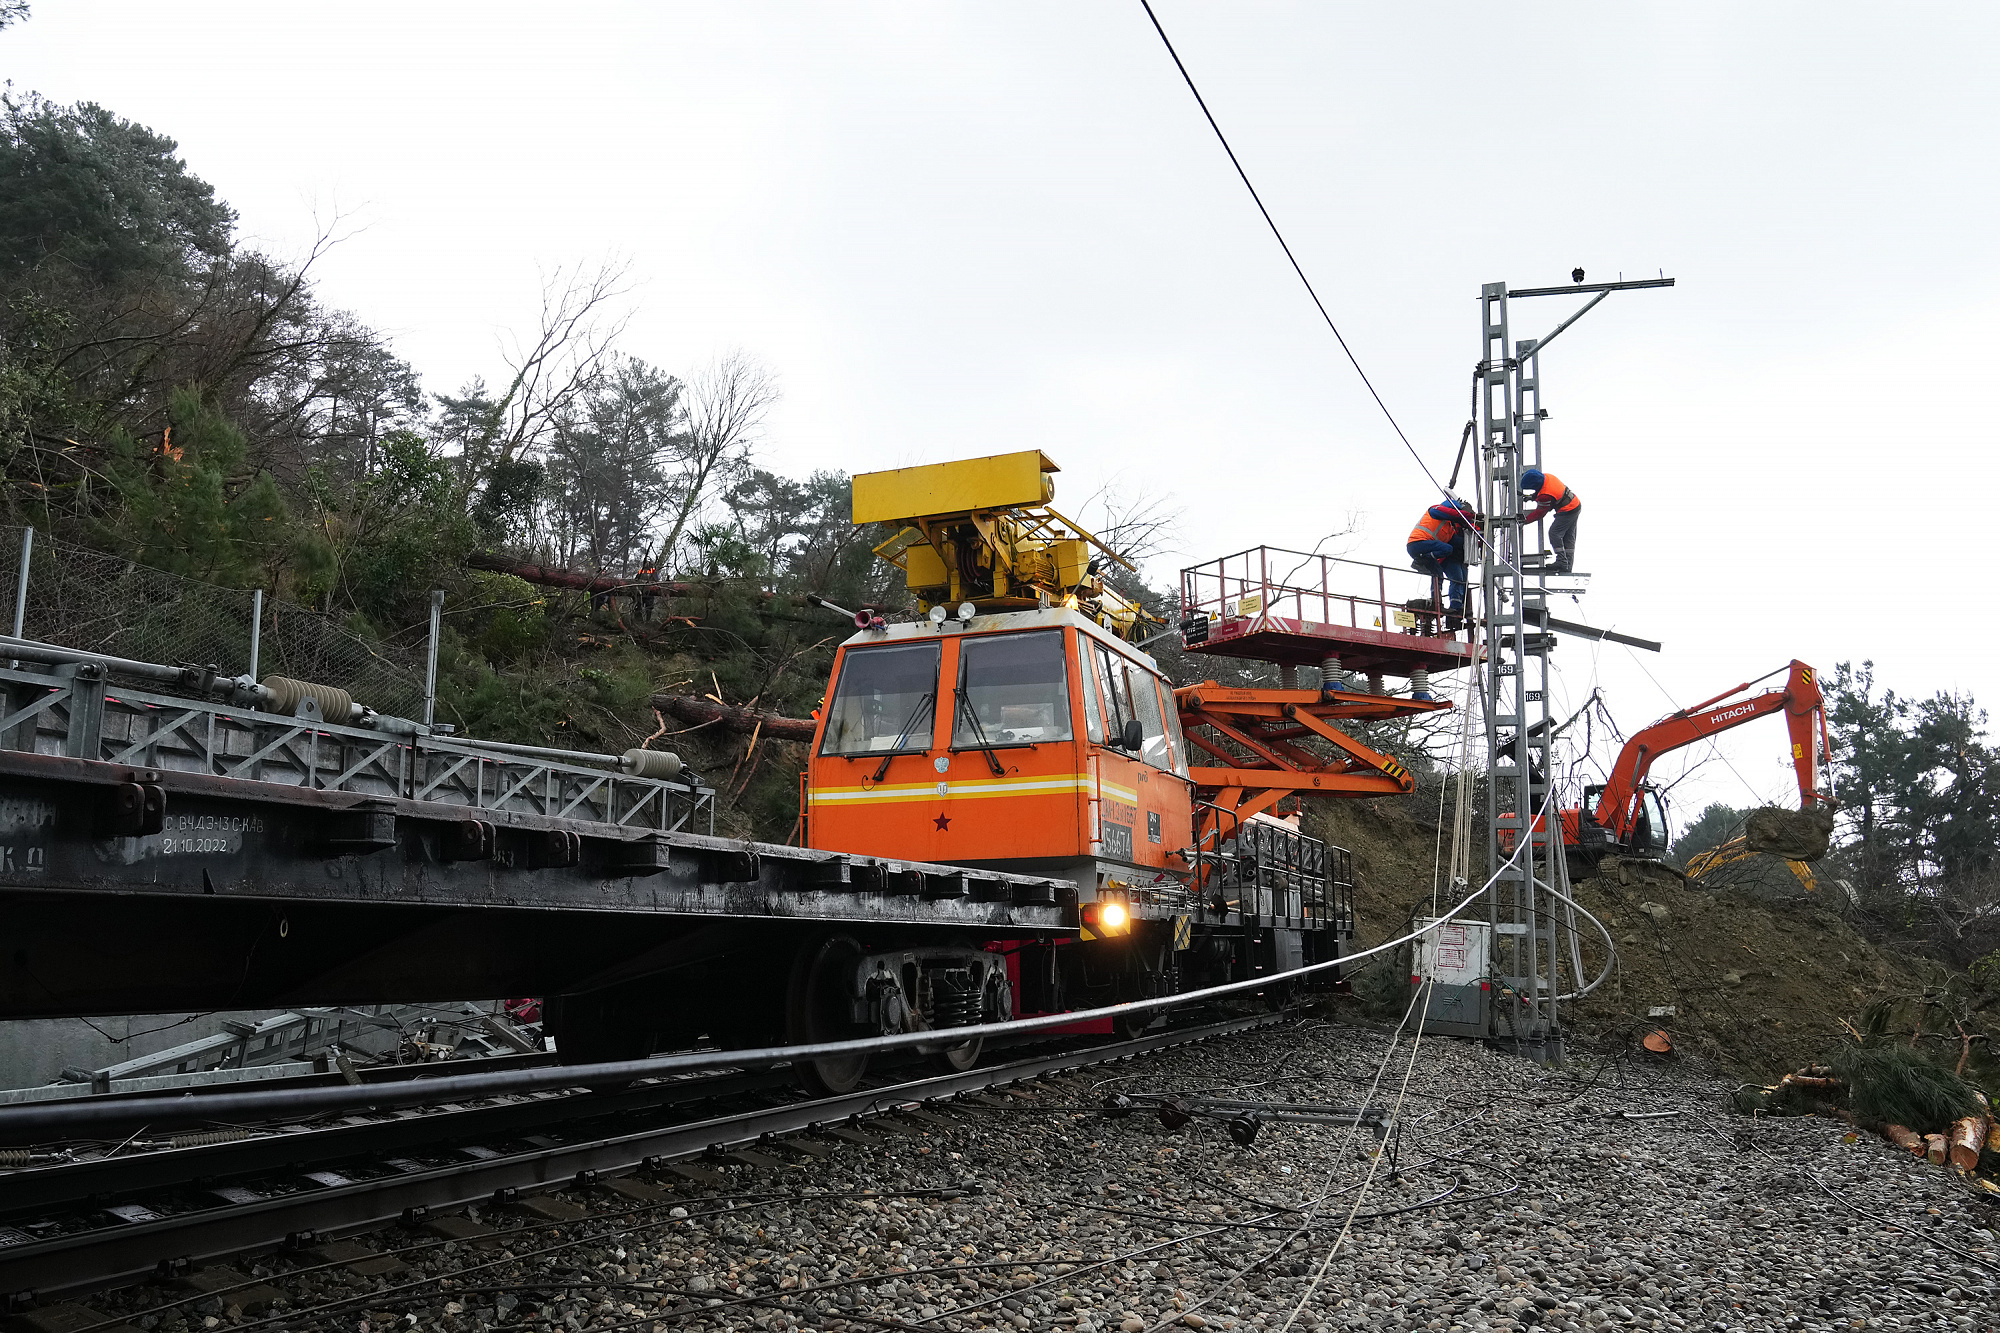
[929,971,982,1028]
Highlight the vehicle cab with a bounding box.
[804,605,1194,918]
[1577,781,1671,858]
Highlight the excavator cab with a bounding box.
[1629,786,1670,858]
[1578,781,1669,859]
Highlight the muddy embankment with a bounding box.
[1301,793,1964,1081]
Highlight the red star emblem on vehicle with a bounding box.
[933,812,951,831]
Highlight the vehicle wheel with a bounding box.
[786,934,872,1096]
[930,1033,982,1074]
[1115,1008,1154,1041]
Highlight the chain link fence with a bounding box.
[261,600,428,722]
[0,527,429,722]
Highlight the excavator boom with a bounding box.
[1592,660,1829,844]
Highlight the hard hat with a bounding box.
[1520,468,1545,490]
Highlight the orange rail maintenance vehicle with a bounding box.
[792,451,1476,1090]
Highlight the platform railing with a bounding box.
[0,663,714,834]
[1214,816,1351,934]
[1179,546,1444,639]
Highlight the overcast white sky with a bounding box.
[7,2,1996,829]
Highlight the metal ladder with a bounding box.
[1476,283,1565,1062]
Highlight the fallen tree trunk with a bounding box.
[469,551,697,596]
[650,692,816,743]
[469,551,809,606]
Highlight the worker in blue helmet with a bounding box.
[1519,467,1581,574]
[1406,495,1479,628]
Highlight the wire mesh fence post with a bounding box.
[248,588,264,681]
[424,590,444,728]
[11,527,30,639]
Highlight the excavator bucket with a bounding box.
[1743,806,1835,861]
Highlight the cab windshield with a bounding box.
[1091,640,1177,773]
[953,631,1072,748]
[1636,788,1670,855]
[819,641,940,756]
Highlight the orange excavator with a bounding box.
[1561,660,1831,861]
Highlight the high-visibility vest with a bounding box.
[1408,510,1461,546]
[1534,473,1581,513]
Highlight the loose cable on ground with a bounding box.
[1138,978,1437,1333]
[1276,982,1438,1333]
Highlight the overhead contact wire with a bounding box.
[1136,2,1449,504]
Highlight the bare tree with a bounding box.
[1073,478,1186,570]
[498,262,631,461]
[451,260,631,488]
[654,350,778,572]
[1272,512,1364,586]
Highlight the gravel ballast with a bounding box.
[67,1017,2000,1333]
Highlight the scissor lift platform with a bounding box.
[1179,547,1478,683]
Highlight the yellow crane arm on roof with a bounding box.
[853,449,1155,641]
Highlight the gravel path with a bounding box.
[72,1016,2000,1333]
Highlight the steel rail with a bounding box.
[0,1014,1280,1298]
[1,1065,798,1214]
[8,1020,1141,1212]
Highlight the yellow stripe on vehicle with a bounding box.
[808,773,1094,806]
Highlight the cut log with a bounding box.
[651,693,816,743]
[1881,1123,1924,1154]
[1948,1116,1986,1171]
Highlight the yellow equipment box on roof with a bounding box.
[851,450,1059,525]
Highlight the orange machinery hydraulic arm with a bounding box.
[1592,660,1830,841]
[1174,683,1445,879]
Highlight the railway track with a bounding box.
[0,1012,1282,1299]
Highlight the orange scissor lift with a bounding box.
[1173,546,1478,904]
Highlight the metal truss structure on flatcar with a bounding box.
[0,662,713,833]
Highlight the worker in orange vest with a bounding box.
[1406,496,1479,626]
[1519,468,1580,574]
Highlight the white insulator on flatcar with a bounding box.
[261,675,358,723]
[620,747,684,779]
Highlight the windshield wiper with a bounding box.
[870,691,936,782]
[953,688,1008,776]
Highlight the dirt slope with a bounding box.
[1301,792,1959,1080]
